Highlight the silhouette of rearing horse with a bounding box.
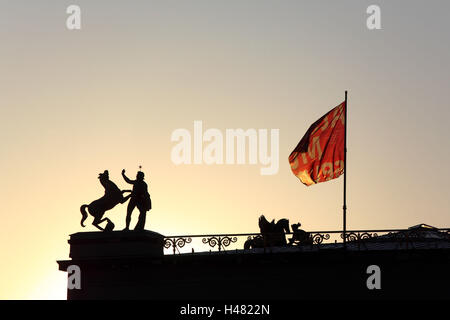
[80,170,131,231]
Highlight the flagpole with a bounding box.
[343,90,348,249]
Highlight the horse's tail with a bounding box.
[80,204,89,227]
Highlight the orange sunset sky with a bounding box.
[1,1,449,299]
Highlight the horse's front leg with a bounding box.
[120,194,132,204]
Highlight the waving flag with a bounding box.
[289,102,346,186]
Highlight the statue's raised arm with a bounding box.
[122,169,135,185]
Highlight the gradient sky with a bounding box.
[1,0,449,299]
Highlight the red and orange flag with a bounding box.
[289,102,346,186]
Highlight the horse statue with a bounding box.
[244,215,290,249]
[288,223,313,245]
[80,170,131,231]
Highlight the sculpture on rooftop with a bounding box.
[80,170,132,231]
[288,223,313,245]
[244,215,290,249]
[122,168,152,231]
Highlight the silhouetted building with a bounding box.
[57,224,450,300]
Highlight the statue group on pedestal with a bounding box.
[80,169,151,232]
[244,215,312,249]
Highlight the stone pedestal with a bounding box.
[68,230,164,259]
[58,230,166,299]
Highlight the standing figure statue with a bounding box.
[122,168,152,231]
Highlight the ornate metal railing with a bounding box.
[163,228,450,255]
